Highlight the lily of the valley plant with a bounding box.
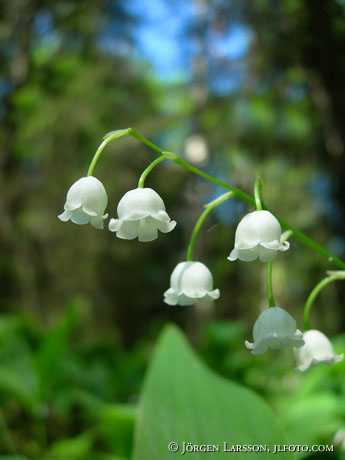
[164,261,220,306]
[58,128,344,370]
[109,187,176,242]
[59,176,108,229]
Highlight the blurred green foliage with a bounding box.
[0,309,344,458]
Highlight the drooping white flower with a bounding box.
[164,261,220,306]
[295,329,343,371]
[108,187,176,242]
[228,210,289,262]
[245,306,304,355]
[58,176,108,229]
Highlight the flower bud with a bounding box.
[164,261,220,306]
[58,176,108,229]
[295,329,343,371]
[108,188,176,242]
[228,210,289,262]
[245,306,304,355]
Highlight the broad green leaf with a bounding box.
[133,325,291,460]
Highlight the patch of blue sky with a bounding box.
[0,80,13,96]
[33,10,61,51]
[33,10,53,36]
[208,185,247,225]
[127,0,251,85]
[127,0,193,81]
[208,62,247,95]
[309,172,344,227]
[203,158,248,225]
[207,24,251,95]
[97,29,133,57]
[33,0,252,91]
[208,23,252,60]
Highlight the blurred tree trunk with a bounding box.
[302,0,345,236]
[304,0,345,157]
[0,1,38,308]
[302,0,345,328]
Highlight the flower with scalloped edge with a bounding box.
[58,176,108,229]
[164,261,220,306]
[295,329,343,371]
[108,187,176,242]
[228,210,289,262]
[245,306,304,355]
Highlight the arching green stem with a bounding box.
[86,127,345,270]
[304,271,345,330]
[266,261,275,307]
[138,155,167,188]
[186,192,234,261]
[254,176,263,210]
[87,129,130,176]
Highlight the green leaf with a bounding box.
[0,456,29,460]
[35,304,78,400]
[0,334,40,412]
[279,393,341,458]
[43,433,92,460]
[98,404,135,457]
[0,367,38,411]
[133,325,291,460]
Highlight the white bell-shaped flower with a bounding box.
[228,210,289,262]
[245,306,304,355]
[58,176,108,229]
[108,187,176,242]
[295,329,343,371]
[164,261,220,306]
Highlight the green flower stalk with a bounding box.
[304,270,345,330]
[186,192,234,262]
[56,127,345,358]
[137,155,168,188]
[84,127,345,270]
[164,193,233,307]
[254,176,264,211]
[266,261,275,307]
